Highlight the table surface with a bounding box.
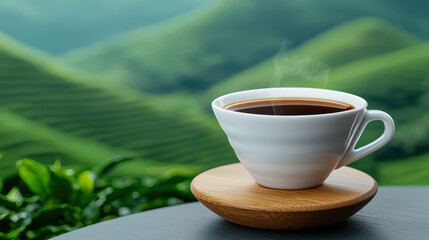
[53,187,429,240]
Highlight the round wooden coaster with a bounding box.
[191,163,377,230]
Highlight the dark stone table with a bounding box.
[52,187,429,240]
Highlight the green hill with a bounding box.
[325,44,429,155]
[0,32,236,176]
[62,0,428,93]
[206,18,420,99]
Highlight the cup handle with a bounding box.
[335,110,395,169]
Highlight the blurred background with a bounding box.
[0,0,428,238]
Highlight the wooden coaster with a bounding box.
[191,163,377,230]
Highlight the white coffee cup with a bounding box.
[212,88,394,189]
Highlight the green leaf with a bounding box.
[0,229,21,239]
[5,187,23,205]
[16,159,51,197]
[78,171,95,195]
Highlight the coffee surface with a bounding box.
[225,98,354,116]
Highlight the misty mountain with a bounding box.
[0,0,212,54]
[63,0,429,93]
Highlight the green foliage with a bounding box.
[0,157,196,239]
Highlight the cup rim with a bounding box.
[212,87,368,118]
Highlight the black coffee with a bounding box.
[225,98,354,116]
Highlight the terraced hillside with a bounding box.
[0,108,122,176]
[205,18,420,100]
[0,33,236,176]
[63,0,428,93]
[325,44,429,155]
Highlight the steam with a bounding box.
[270,41,330,89]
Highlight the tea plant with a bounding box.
[0,155,196,239]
